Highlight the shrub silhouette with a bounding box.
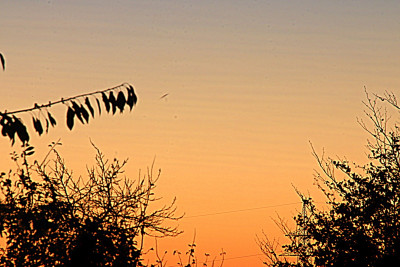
[259,91,400,267]
[0,142,181,266]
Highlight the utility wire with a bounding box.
[183,202,302,219]
[168,253,265,267]
[159,202,305,266]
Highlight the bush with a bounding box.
[259,91,400,267]
[0,142,181,266]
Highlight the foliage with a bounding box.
[259,91,400,267]
[0,142,181,266]
[0,83,137,146]
[1,50,137,146]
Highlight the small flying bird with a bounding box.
[0,53,5,71]
[160,93,169,100]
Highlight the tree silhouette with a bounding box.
[0,52,177,266]
[0,141,181,266]
[259,91,400,267]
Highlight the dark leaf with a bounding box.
[85,97,95,118]
[13,116,29,145]
[24,145,35,156]
[25,146,34,152]
[126,85,137,111]
[25,150,34,156]
[0,53,5,71]
[109,92,117,114]
[32,117,43,136]
[9,131,15,145]
[96,98,102,115]
[80,105,89,123]
[66,107,75,130]
[32,117,38,134]
[116,91,126,113]
[102,92,110,113]
[7,118,16,145]
[47,112,57,127]
[0,115,5,126]
[0,115,9,137]
[45,119,49,133]
[1,124,7,137]
[36,119,44,136]
[32,117,36,129]
[71,101,84,124]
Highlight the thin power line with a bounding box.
[183,202,301,219]
[168,253,265,267]
[215,253,264,262]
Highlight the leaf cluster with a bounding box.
[0,83,137,146]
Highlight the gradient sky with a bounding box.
[1,1,400,266]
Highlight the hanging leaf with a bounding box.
[109,91,117,114]
[80,104,89,123]
[8,121,16,145]
[1,121,7,137]
[126,86,137,111]
[102,92,110,113]
[0,115,7,137]
[96,98,102,115]
[116,91,126,113]
[66,107,75,130]
[47,112,57,127]
[25,150,35,156]
[71,101,84,124]
[14,117,29,145]
[0,82,138,145]
[25,146,34,152]
[23,146,35,156]
[1,116,16,144]
[36,119,43,135]
[32,117,43,136]
[85,97,95,118]
[0,53,5,71]
[0,115,17,144]
[45,119,49,133]
[32,117,37,133]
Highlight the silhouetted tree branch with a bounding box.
[0,83,137,146]
[259,90,400,266]
[0,142,181,266]
[0,52,138,145]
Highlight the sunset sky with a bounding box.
[1,1,400,266]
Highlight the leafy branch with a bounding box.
[0,82,138,146]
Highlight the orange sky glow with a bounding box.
[1,1,400,266]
